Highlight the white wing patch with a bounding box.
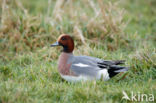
[73,63,90,67]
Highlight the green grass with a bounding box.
[0,0,156,103]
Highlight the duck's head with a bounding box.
[51,34,74,53]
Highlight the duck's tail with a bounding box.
[108,65,129,78]
[97,60,129,78]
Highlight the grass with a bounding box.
[0,0,156,103]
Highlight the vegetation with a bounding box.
[0,0,155,102]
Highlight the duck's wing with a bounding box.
[77,56,125,65]
[69,56,128,78]
[69,56,101,77]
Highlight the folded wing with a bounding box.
[69,55,129,78]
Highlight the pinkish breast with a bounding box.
[58,52,74,75]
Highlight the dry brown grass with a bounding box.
[0,0,128,58]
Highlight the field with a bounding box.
[0,0,156,103]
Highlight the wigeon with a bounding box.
[51,34,129,82]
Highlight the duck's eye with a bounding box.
[61,37,67,40]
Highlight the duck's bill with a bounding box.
[51,42,60,47]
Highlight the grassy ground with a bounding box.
[0,0,156,103]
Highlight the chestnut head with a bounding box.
[51,34,74,53]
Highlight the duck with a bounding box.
[51,34,129,82]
